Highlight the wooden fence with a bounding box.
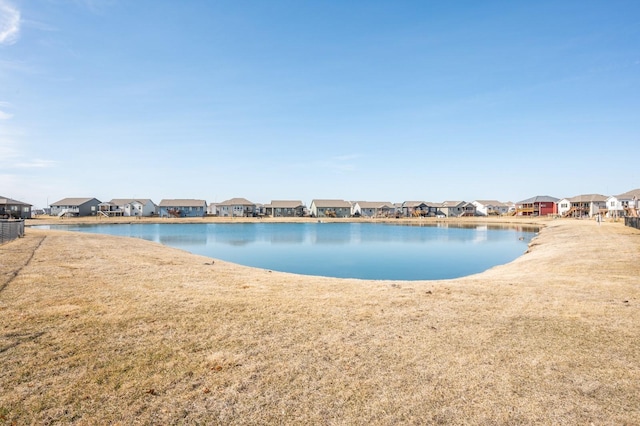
[625,217,640,230]
[0,219,24,245]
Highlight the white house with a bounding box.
[606,188,640,218]
[472,200,511,216]
[559,194,608,218]
[99,199,157,217]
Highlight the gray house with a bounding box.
[402,201,437,217]
[50,197,101,217]
[310,199,352,218]
[353,201,395,218]
[159,199,207,218]
[439,201,476,217]
[0,196,32,219]
[264,200,306,217]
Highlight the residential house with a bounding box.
[207,203,219,216]
[515,196,559,216]
[558,194,608,218]
[352,201,395,218]
[50,197,101,217]
[472,200,512,216]
[309,199,352,218]
[158,199,207,218]
[98,199,157,217]
[217,198,257,217]
[606,188,640,218]
[264,200,306,217]
[393,203,404,217]
[440,201,476,217]
[0,196,32,219]
[402,201,435,217]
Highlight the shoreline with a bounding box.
[26,214,552,227]
[2,218,639,423]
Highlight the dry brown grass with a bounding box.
[1,218,639,424]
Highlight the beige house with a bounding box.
[217,198,257,217]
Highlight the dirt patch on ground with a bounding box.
[1,218,639,424]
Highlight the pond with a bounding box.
[36,222,538,280]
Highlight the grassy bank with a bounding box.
[1,219,639,424]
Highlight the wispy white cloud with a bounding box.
[14,159,58,168]
[0,0,20,45]
[0,102,13,119]
[0,139,57,169]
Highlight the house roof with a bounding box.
[51,197,99,206]
[266,200,304,208]
[568,194,608,203]
[159,199,207,207]
[217,198,255,206]
[442,201,466,207]
[615,188,640,200]
[110,199,155,206]
[473,200,509,207]
[311,199,352,208]
[517,195,559,204]
[0,196,32,206]
[402,201,427,208]
[356,201,394,209]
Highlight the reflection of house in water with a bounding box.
[159,233,207,246]
[472,225,488,243]
[208,224,258,246]
[309,224,352,244]
[269,229,305,244]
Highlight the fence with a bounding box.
[0,219,25,245]
[625,216,640,230]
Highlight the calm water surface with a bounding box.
[38,222,537,280]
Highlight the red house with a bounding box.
[516,196,559,216]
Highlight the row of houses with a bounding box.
[2,189,639,220]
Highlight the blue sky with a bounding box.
[1,1,639,208]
